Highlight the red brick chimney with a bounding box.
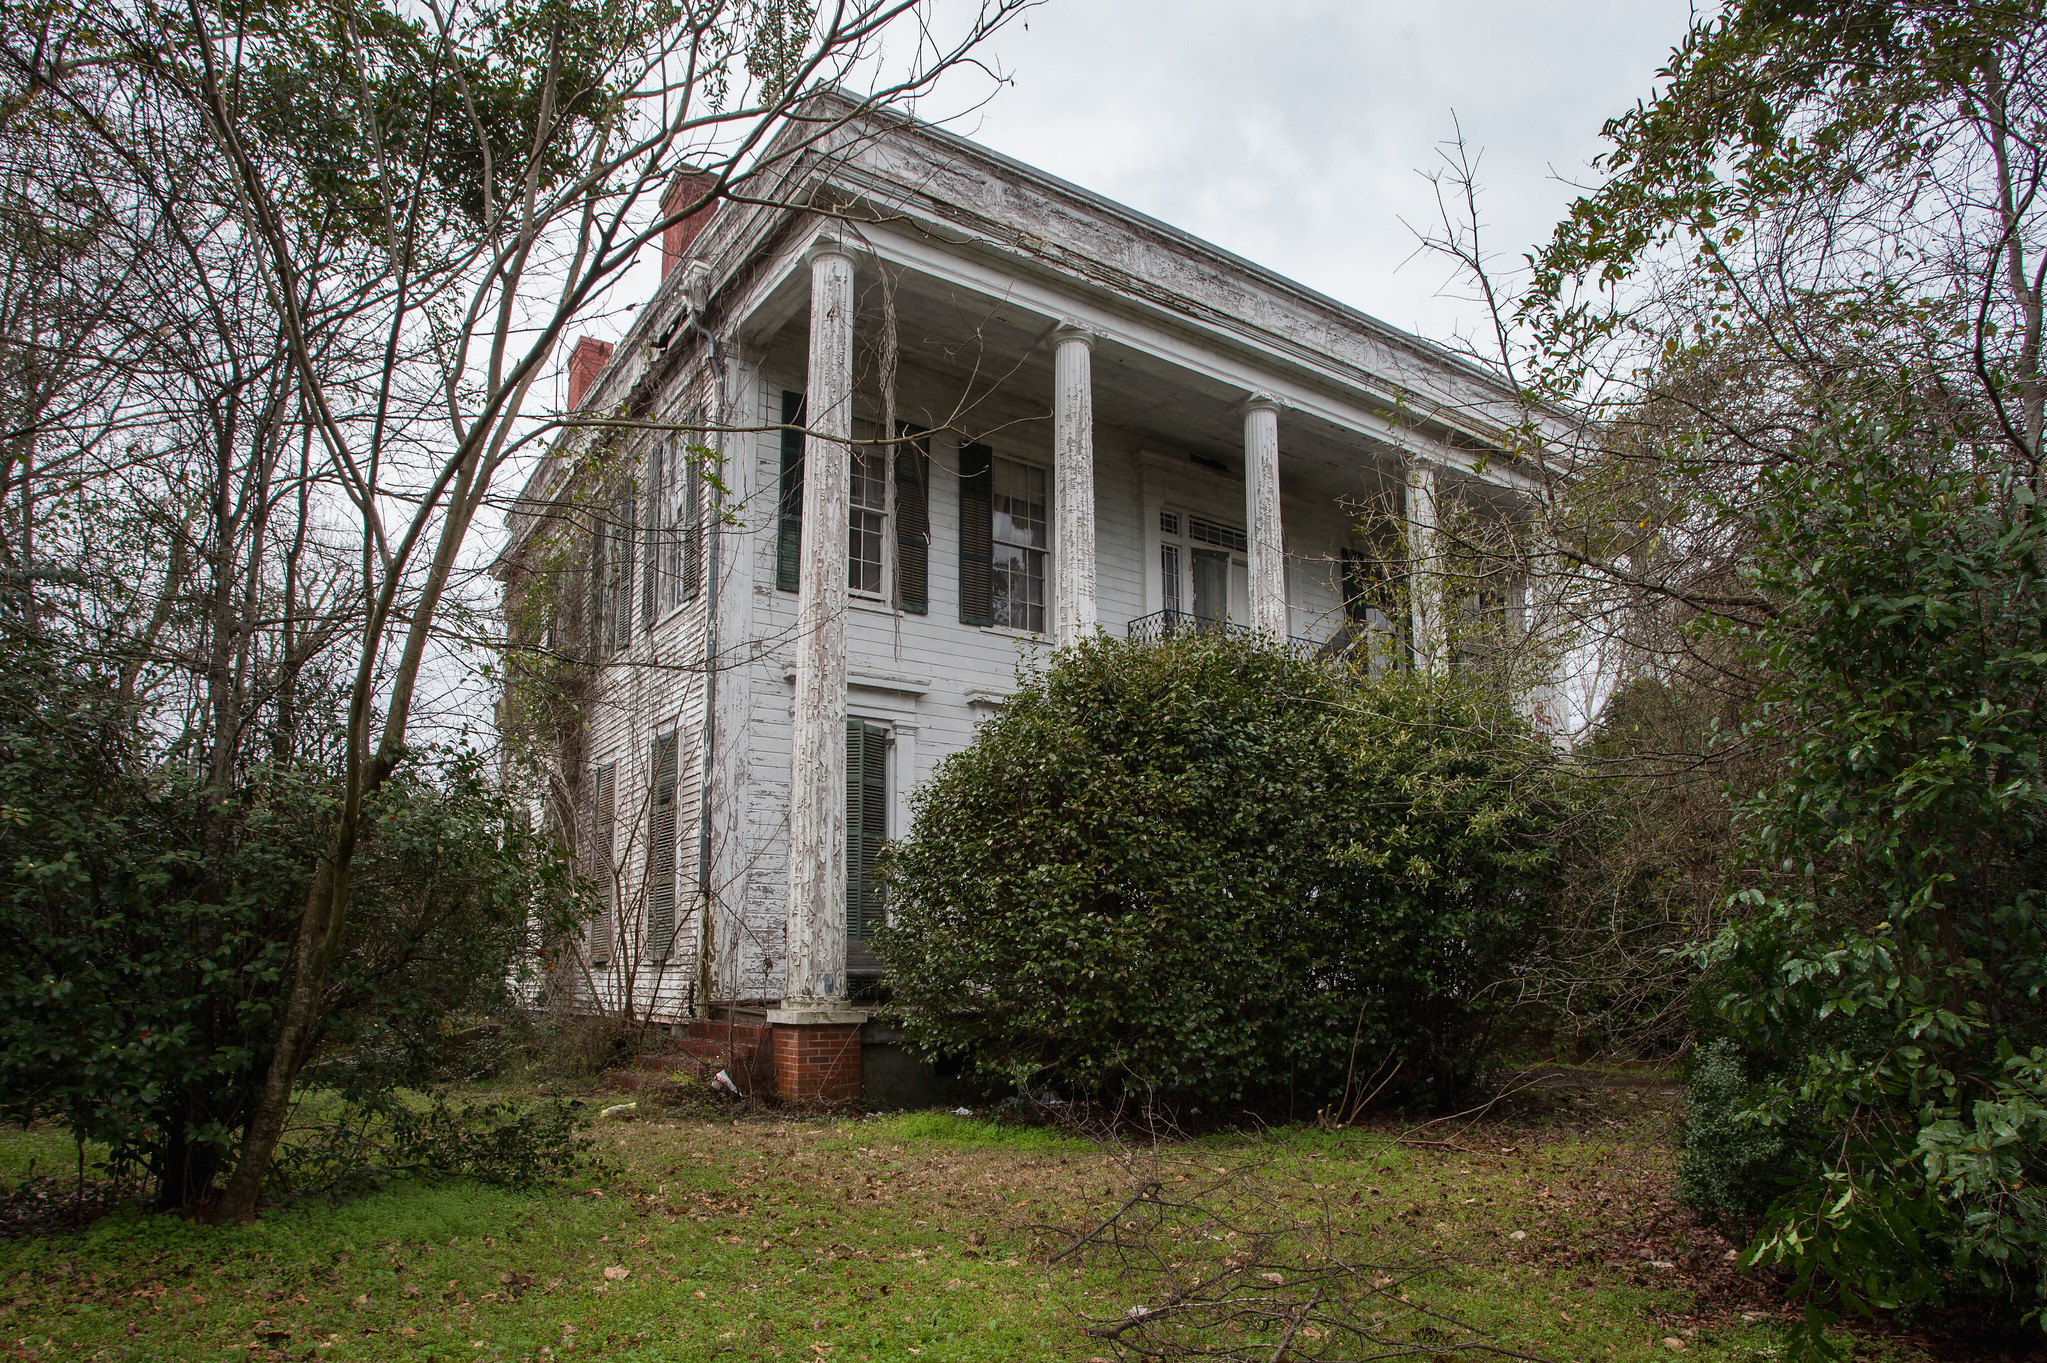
[566,336,613,410]
[660,168,719,278]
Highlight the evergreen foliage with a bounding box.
[0,626,582,1209]
[876,632,1573,1109]
[1690,416,2047,1346]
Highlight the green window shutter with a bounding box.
[589,762,616,966]
[845,720,889,943]
[776,389,805,593]
[648,730,679,961]
[957,442,993,627]
[682,455,704,600]
[894,425,930,614]
[642,443,661,633]
[588,515,606,660]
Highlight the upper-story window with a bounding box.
[990,458,1047,632]
[774,391,930,614]
[1157,508,1246,625]
[959,443,1046,633]
[645,431,704,625]
[593,495,634,657]
[849,445,888,595]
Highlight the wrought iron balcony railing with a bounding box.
[1124,609,1340,661]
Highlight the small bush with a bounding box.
[877,632,1573,1110]
[1676,1040,1795,1221]
[268,1092,595,1197]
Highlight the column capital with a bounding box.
[1239,391,1283,414]
[804,231,858,267]
[1050,322,1098,351]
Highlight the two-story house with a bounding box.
[499,91,1566,1102]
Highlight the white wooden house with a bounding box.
[500,92,1564,1101]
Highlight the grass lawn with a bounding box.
[0,1080,1949,1362]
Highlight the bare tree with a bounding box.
[3,0,1030,1217]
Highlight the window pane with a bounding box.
[992,459,1045,550]
[850,446,888,512]
[992,542,1045,632]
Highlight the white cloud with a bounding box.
[917,0,1694,346]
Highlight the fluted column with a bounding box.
[1242,395,1286,638]
[1052,326,1097,647]
[1406,459,1441,674]
[783,239,853,1007]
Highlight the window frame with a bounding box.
[988,454,1049,635]
[1153,505,1249,625]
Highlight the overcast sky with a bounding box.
[911,0,1697,350]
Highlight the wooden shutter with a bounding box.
[682,455,704,600]
[776,390,805,593]
[606,495,635,654]
[648,730,679,961]
[641,443,662,633]
[957,442,993,627]
[589,762,616,966]
[844,720,889,943]
[588,515,606,659]
[894,425,930,614]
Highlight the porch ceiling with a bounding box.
[750,256,1418,508]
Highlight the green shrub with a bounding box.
[1690,416,2047,1343]
[0,626,582,1210]
[1676,1039,1796,1221]
[876,632,1572,1109]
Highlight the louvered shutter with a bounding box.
[682,456,704,600]
[957,442,993,626]
[894,426,930,614]
[588,516,606,658]
[775,390,805,593]
[844,720,889,943]
[642,443,662,633]
[648,730,679,961]
[589,763,616,965]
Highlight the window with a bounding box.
[647,730,679,961]
[845,720,888,966]
[990,458,1047,632]
[776,393,927,612]
[592,496,633,657]
[848,444,887,595]
[1157,510,1248,626]
[587,761,616,966]
[644,434,705,625]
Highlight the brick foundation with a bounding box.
[769,1019,863,1104]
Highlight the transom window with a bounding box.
[991,458,1047,632]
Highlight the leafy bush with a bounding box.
[876,632,1572,1109]
[1676,1039,1798,1222]
[0,626,581,1209]
[1691,417,2047,1343]
[268,1093,596,1197]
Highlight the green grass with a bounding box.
[0,1086,1932,1362]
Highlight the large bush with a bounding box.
[0,628,580,1209]
[1686,418,2047,1343]
[876,632,1571,1109]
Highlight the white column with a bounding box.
[783,239,853,1007]
[705,345,762,1007]
[1052,326,1097,647]
[1407,459,1441,674]
[1242,395,1286,638]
